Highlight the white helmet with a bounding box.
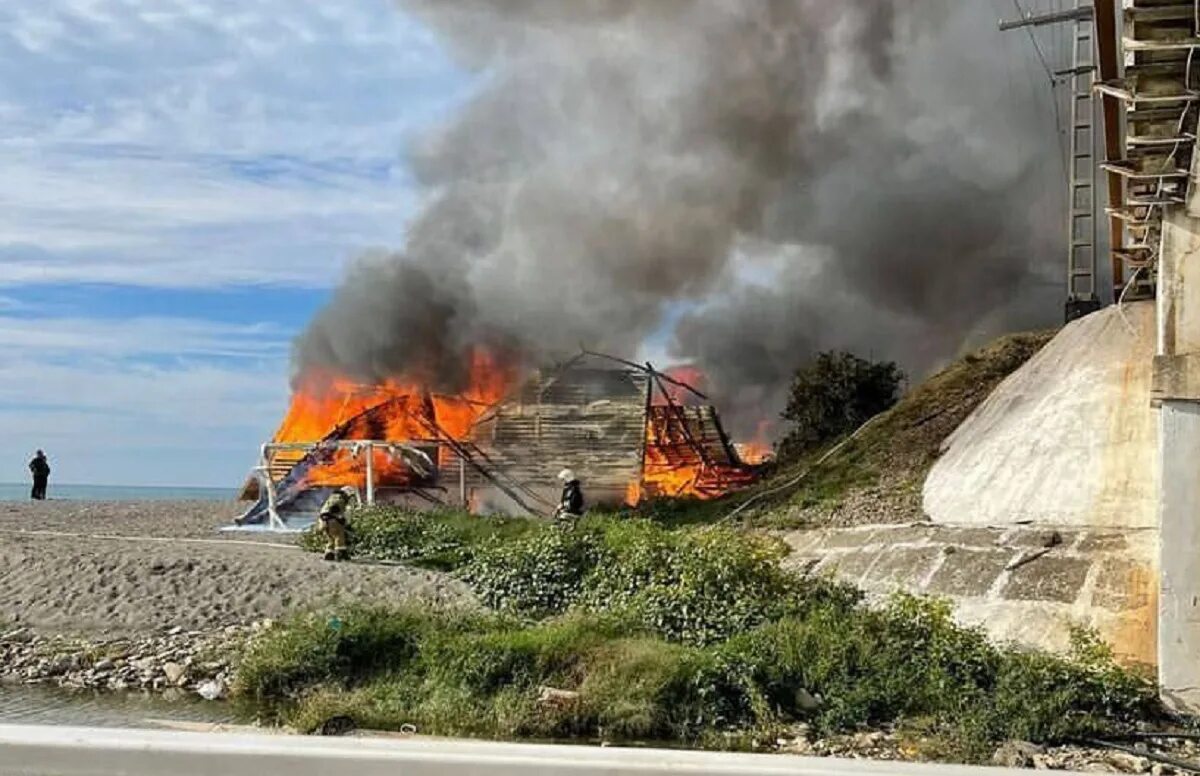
[557,468,576,482]
[340,485,359,498]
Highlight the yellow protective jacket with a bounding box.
[320,491,350,521]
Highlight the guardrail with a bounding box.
[0,724,1064,776]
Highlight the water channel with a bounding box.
[0,684,237,728]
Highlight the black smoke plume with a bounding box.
[294,0,1063,438]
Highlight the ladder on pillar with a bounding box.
[1066,0,1101,322]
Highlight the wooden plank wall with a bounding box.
[466,364,650,513]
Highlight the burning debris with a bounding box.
[237,353,761,528]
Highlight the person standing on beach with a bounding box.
[28,450,50,500]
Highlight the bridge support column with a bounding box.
[1155,211,1200,711]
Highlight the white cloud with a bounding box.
[0,0,468,288]
[0,313,292,486]
[0,1,469,485]
[0,315,289,359]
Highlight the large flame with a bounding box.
[264,352,763,506]
[269,350,513,490]
[639,405,758,501]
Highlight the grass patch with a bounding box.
[459,516,856,645]
[234,595,1161,759]
[302,509,844,645]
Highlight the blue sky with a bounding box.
[0,0,471,487]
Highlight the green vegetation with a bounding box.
[777,351,904,463]
[270,511,1159,759]
[236,595,1158,760]
[298,507,536,570]
[730,330,1056,527]
[306,509,836,643]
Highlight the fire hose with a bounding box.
[712,412,886,529]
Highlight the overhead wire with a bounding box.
[1009,0,1070,184]
[1012,0,1059,84]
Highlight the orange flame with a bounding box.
[638,406,757,502]
[270,349,513,490]
[735,420,774,465]
[624,480,642,507]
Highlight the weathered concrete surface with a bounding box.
[1157,400,1200,709]
[781,523,1157,667]
[1156,206,1200,712]
[923,302,1157,529]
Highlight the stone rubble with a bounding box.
[777,728,1200,772]
[0,621,272,699]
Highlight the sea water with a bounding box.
[0,483,236,502]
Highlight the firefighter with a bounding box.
[28,450,50,501]
[555,468,584,522]
[319,486,358,561]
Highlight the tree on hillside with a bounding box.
[777,351,904,462]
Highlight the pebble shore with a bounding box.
[0,621,269,699]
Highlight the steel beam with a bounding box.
[1094,0,1126,300]
[999,5,1093,30]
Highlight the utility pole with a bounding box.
[999,2,1109,323]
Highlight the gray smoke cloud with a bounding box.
[294,0,1063,437]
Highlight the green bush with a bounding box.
[579,522,853,645]
[234,596,1160,757]
[298,507,537,570]
[462,527,600,617]
[349,509,463,565]
[777,351,904,462]
[275,513,1161,758]
[455,518,858,644]
[233,606,458,716]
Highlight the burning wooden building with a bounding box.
[235,352,760,529]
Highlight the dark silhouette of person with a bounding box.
[29,450,50,500]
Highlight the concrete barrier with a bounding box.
[0,724,1068,776]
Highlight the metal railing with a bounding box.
[253,439,448,529]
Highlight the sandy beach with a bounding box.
[0,500,473,637]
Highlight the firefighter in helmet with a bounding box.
[319,485,358,561]
[555,468,584,523]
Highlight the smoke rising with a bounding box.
[294,1,1062,437]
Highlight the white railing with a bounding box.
[255,440,443,528]
[0,724,1053,776]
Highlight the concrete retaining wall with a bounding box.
[923,302,1157,529]
[782,523,1156,666]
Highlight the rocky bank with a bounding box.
[0,621,268,699]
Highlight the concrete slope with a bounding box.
[923,301,1156,528]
